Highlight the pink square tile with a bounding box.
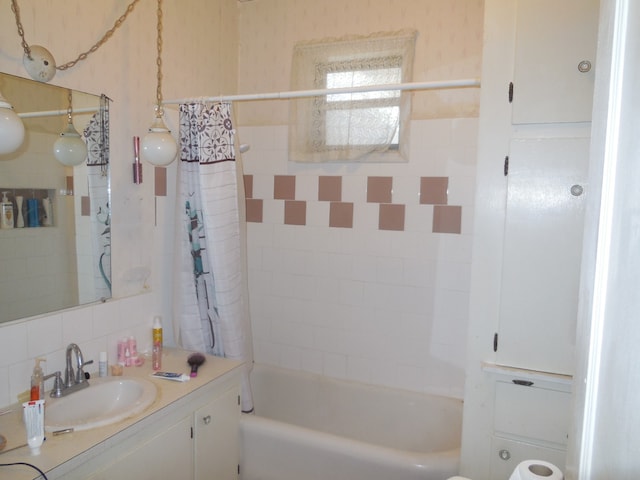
[367,176,393,203]
[318,176,342,202]
[274,175,296,200]
[244,175,254,198]
[284,200,306,225]
[329,202,353,228]
[433,205,462,234]
[81,196,91,216]
[246,199,263,223]
[155,167,167,197]
[420,177,448,204]
[379,204,405,231]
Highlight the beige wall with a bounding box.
[236,0,483,126]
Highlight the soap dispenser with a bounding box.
[0,192,14,229]
[30,358,46,401]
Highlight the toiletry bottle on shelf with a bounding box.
[42,197,52,226]
[27,198,39,227]
[30,358,46,401]
[152,316,163,370]
[1,192,14,229]
[15,195,24,228]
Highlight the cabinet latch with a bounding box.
[508,82,514,103]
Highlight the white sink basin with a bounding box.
[45,377,157,432]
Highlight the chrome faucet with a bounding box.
[61,343,93,395]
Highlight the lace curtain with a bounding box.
[289,30,417,163]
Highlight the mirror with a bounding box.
[0,72,111,324]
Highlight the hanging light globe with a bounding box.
[0,91,25,155]
[53,121,87,166]
[141,114,177,166]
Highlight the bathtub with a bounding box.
[239,364,463,480]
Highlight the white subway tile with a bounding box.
[0,322,28,366]
[27,314,63,357]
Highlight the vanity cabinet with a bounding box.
[194,383,241,479]
[78,377,240,480]
[85,415,194,480]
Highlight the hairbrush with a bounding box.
[187,352,206,377]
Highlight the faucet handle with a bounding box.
[46,371,63,398]
[77,359,93,384]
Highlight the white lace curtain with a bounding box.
[289,30,417,163]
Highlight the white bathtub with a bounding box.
[240,364,463,480]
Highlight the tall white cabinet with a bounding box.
[460,0,599,478]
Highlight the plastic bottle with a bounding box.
[0,192,14,229]
[152,316,163,370]
[99,352,108,377]
[30,358,45,401]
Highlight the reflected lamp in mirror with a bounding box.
[0,89,25,155]
[53,90,88,167]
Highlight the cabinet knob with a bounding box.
[578,60,592,73]
[499,449,511,461]
[203,415,211,425]
[571,184,584,196]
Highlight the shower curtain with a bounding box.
[83,95,111,302]
[173,102,253,413]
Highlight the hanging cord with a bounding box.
[10,0,140,70]
[154,0,165,117]
[0,462,48,479]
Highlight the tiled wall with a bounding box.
[246,174,463,234]
[239,118,477,398]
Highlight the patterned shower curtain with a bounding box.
[83,95,111,301]
[173,102,253,413]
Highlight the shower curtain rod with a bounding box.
[162,78,481,105]
[18,106,99,118]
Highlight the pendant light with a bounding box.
[141,0,177,166]
[0,89,25,155]
[53,90,88,166]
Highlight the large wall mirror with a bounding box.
[0,72,111,324]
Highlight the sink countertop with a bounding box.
[0,348,243,480]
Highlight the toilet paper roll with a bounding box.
[509,460,563,480]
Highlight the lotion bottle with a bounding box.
[30,358,45,401]
[1,192,14,229]
[152,316,163,370]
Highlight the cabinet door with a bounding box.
[194,385,240,480]
[511,0,599,124]
[87,415,193,480]
[490,436,567,480]
[497,137,589,374]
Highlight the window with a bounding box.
[322,61,402,148]
[289,31,417,163]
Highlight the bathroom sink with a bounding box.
[45,377,157,432]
